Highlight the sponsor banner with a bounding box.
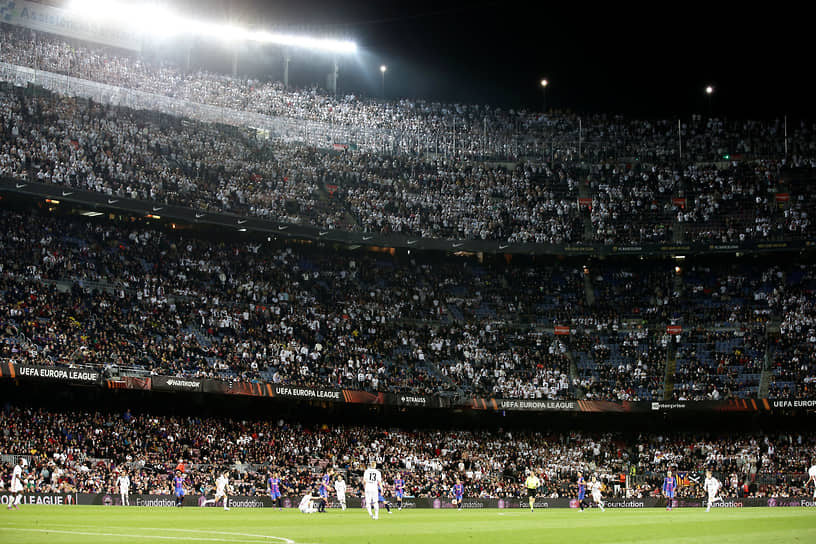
[219,381,272,397]
[80,493,300,508]
[554,325,570,336]
[272,386,345,402]
[667,325,682,334]
[470,398,577,412]
[26,493,816,509]
[6,363,99,383]
[2,362,814,414]
[563,246,596,254]
[648,399,773,412]
[770,399,816,409]
[775,193,790,202]
[672,198,687,208]
[0,492,77,505]
[385,393,446,408]
[1,0,142,51]
[469,399,634,412]
[105,376,151,390]
[151,376,205,392]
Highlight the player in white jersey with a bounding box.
[589,475,605,511]
[703,470,723,512]
[806,462,816,499]
[116,471,131,506]
[7,458,25,510]
[202,472,230,510]
[299,491,317,514]
[334,475,347,511]
[362,461,383,520]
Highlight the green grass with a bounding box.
[2,505,816,544]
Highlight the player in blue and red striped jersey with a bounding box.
[317,468,333,513]
[451,480,464,510]
[577,471,588,511]
[173,470,186,507]
[268,471,283,510]
[394,473,405,511]
[663,470,677,511]
[378,483,393,514]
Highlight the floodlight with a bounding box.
[705,86,714,95]
[67,0,357,54]
[540,79,548,88]
[380,65,387,73]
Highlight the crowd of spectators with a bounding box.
[1,82,813,245]
[673,329,765,401]
[0,26,815,246]
[1,405,814,500]
[768,264,816,398]
[1,205,815,400]
[3,24,816,164]
[0,206,580,398]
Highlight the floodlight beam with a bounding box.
[67,0,357,54]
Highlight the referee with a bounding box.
[524,470,541,512]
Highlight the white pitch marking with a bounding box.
[0,527,297,544]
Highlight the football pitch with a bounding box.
[1,506,815,544]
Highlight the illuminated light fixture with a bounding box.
[540,79,548,88]
[146,213,161,219]
[80,211,104,217]
[238,228,247,232]
[67,0,357,54]
[705,85,714,95]
[380,65,387,73]
[45,199,60,204]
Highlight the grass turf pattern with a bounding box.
[1,505,815,544]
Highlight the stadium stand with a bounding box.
[0,405,813,499]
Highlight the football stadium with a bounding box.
[1,1,815,543]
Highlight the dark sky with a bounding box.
[168,1,811,118]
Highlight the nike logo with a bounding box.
[152,206,163,212]
[278,226,288,231]
[62,191,73,196]
[15,183,26,189]
[237,219,247,225]
[107,199,119,204]
[362,236,373,241]
[319,231,329,236]
[407,240,417,245]
[452,243,464,248]
[499,245,509,250]
[195,213,205,219]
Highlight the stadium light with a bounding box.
[705,85,715,116]
[380,65,387,98]
[540,78,549,112]
[67,0,357,54]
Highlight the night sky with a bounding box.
[168,1,810,118]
